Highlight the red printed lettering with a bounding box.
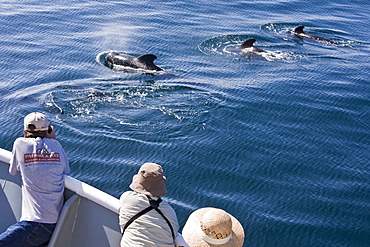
[24,153,60,163]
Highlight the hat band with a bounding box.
[197,224,232,245]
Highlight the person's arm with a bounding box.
[45,125,56,139]
[62,148,70,175]
[9,140,19,176]
[175,233,190,247]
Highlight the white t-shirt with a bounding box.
[119,191,179,247]
[9,137,70,224]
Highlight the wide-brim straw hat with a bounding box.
[129,162,167,197]
[182,207,244,247]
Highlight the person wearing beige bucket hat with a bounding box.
[181,207,245,247]
[129,162,168,197]
[118,162,184,247]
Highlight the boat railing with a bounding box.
[0,147,122,246]
[0,148,120,213]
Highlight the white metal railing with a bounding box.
[0,147,119,213]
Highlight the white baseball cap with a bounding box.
[24,112,50,131]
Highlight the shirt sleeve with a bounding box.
[53,139,70,175]
[118,191,130,212]
[9,140,19,176]
[62,148,70,175]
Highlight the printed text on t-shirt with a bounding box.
[24,153,60,163]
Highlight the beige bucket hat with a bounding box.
[129,162,168,197]
[182,207,244,247]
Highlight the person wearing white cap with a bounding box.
[182,207,245,247]
[118,162,181,247]
[0,112,70,247]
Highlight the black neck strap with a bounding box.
[122,195,176,242]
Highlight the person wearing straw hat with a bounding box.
[181,207,245,247]
[118,162,181,247]
[0,112,70,247]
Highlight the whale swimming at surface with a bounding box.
[292,25,338,45]
[105,52,163,73]
[239,38,267,57]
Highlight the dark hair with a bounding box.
[24,124,46,138]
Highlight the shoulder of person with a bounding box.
[119,191,155,205]
[119,190,132,201]
[44,137,60,143]
[14,137,27,142]
[13,137,30,145]
[119,190,140,200]
[44,137,64,147]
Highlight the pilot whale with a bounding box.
[292,25,337,45]
[105,52,163,72]
[239,38,267,56]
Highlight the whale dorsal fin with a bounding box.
[136,54,157,63]
[294,25,305,33]
[240,38,256,49]
[136,54,162,71]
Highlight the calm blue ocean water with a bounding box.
[1,0,369,246]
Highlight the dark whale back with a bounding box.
[293,25,337,45]
[239,38,266,53]
[135,54,163,71]
[294,25,305,34]
[105,52,163,72]
[240,38,256,49]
